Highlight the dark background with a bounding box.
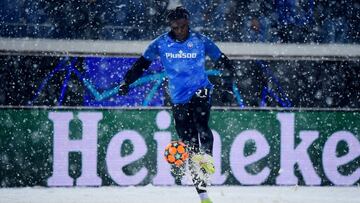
[0,0,359,43]
[0,55,358,108]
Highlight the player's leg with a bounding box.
[172,102,212,203]
[193,101,213,156]
[172,103,200,153]
[189,88,214,203]
[190,88,214,154]
[190,88,215,174]
[188,158,211,202]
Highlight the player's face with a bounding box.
[170,19,189,41]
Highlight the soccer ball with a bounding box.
[164,141,189,167]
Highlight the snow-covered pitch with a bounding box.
[0,185,358,203]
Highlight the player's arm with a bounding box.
[203,35,237,103]
[118,38,159,95]
[214,53,237,77]
[214,53,237,103]
[118,56,152,95]
[202,34,236,76]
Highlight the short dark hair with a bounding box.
[166,6,190,23]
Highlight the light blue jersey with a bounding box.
[143,31,222,104]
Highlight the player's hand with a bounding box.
[118,82,129,95]
[220,78,234,103]
[221,89,234,103]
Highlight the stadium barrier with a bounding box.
[0,107,359,187]
[1,37,360,60]
[1,38,360,107]
[0,38,359,187]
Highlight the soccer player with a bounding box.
[118,6,236,203]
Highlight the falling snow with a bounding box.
[0,1,359,202]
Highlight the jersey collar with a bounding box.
[168,30,192,43]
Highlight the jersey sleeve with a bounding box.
[143,38,160,61]
[201,35,222,61]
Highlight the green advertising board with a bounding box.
[0,107,359,187]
